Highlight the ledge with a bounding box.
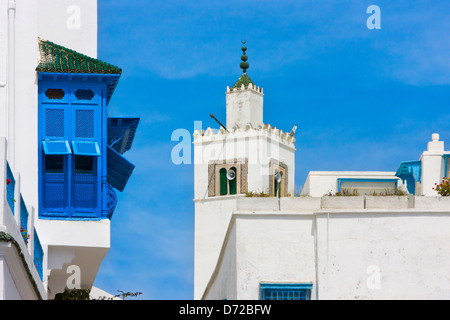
[201,195,450,212]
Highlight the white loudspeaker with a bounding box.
[227,169,236,180]
[274,169,282,183]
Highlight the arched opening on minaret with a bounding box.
[228,167,237,195]
[219,168,228,195]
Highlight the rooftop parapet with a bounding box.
[193,122,296,147]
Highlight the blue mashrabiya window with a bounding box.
[39,83,102,218]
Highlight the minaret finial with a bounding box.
[240,40,249,74]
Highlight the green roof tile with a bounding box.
[36,38,122,75]
[232,74,255,89]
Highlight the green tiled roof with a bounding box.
[232,74,254,89]
[36,38,122,75]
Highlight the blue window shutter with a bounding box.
[42,140,72,155]
[107,145,135,192]
[42,155,69,217]
[72,141,101,156]
[71,158,99,217]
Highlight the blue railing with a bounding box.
[6,162,15,214]
[33,228,44,281]
[20,196,29,245]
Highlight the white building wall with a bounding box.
[226,86,263,130]
[194,197,238,300]
[202,224,237,300]
[235,214,316,300]
[37,0,97,58]
[0,257,22,300]
[203,198,450,300]
[193,127,296,299]
[0,0,7,138]
[316,210,450,299]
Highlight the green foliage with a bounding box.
[53,288,143,300]
[54,288,90,300]
[369,188,408,196]
[244,191,273,197]
[335,188,359,196]
[434,177,450,196]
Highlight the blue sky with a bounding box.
[92,0,450,299]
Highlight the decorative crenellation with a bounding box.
[193,122,296,146]
[226,83,263,94]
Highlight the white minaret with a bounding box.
[193,43,297,299]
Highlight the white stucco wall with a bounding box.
[315,210,450,299]
[194,196,238,300]
[202,224,237,300]
[226,85,263,130]
[235,214,316,300]
[0,257,21,299]
[37,0,97,58]
[203,197,450,300]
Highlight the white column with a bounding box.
[420,133,445,196]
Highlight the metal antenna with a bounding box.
[210,113,228,132]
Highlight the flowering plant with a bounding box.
[433,177,450,196]
[20,225,30,244]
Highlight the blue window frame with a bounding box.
[260,283,312,300]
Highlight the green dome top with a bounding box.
[232,73,254,89]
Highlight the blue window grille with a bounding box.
[260,283,312,300]
[20,196,29,245]
[33,228,44,281]
[6,162,15,215]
